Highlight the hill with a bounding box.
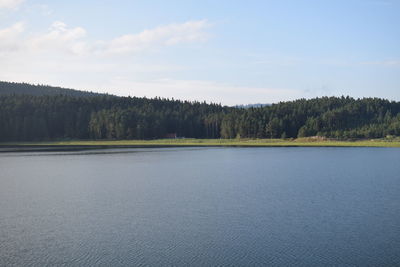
[0,81,399,141]
[0,81,106,97]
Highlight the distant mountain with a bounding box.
[0,81,107,97]
[234,103,271,108]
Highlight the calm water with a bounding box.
[1,147,400,266]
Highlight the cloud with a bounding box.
[0,22,24,54]
[0,19,210,57]
[0,21,24,39]
[98,20,210,54]
[90,78,300,105]
[0,0,23,9]
[0,21,88,56]
[0,56,299,104]
[2,19,273,105]
[27,21,88,55]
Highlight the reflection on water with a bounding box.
[1,147,400,266]
[0,147,210,157]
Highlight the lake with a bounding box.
[1,147,399,266]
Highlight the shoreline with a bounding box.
[1,138,400,152]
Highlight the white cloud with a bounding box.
[0,0,23,9]
[0,19,210,57]
[86,78,300,105]
[98,20,210,54]
[0,56,299,104]
[2,19,292,105]
[0,21,24,39]
[27,21,88,55]
[0,21,88,56]
[0,22,24,54]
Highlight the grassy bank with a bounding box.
[1,138,400,148]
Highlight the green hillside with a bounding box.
[1,81,400,142]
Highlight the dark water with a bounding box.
[1,147,400,266]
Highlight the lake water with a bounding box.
[1,147,400,266]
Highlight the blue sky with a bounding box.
[0,0,399,105]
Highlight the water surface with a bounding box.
[1,147,399,266]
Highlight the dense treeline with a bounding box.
[0,94,225,141]
[0,81,104,97]
[224,97,400,139]
[0,82,400,141]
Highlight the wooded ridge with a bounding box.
[1,81,400,141]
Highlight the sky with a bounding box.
[0,0,399,105]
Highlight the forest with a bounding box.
[1,81,400,141]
